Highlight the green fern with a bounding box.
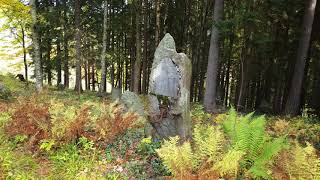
[157,124,244,178]
[222,107,286,179]
[248,137,287,179]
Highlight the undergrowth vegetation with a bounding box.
[157,107,320,179]
[0,75,319,179]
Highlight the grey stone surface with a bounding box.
[120,91,145,116]
[111,88,122,101]
[149,58,180,98]
[147,33,192,141]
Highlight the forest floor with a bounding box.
[0,74,319,179]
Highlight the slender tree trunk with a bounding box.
[47,39,52,86]
[142,0,148,94]
[87,62,91,90]
[133,0,142,93]
[99,0,108,94]
[74,0,82,93]
[92,64,95,91]
[203,0,224,113]
[57,40,62,86]
[63,0,69,89]
[84,60,88,90]
[155,0,161,45]
[30,0,42,92]
[285,0,317,115]
[21,27,28,83]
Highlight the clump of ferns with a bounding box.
[156,124,244,179]
[157,108,288,179]
[222,107,288,179]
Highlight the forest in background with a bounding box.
[1,0,320,114]
[0,0,320,179]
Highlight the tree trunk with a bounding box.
[47,38,52,86]
[57,40,62,86]
[203,0,224,113]
[99,0,108,95]
[30,0,42,92]
[92,64,96,91]
[84,60,88,90]
[74,0,82,93]
[142,0,149,94]
[63,0,69,89]
[155,0,161,45]
[22,27,28,83]
[284,0,317,115]
[133,0,142,93]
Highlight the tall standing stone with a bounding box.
[147,34,192,141]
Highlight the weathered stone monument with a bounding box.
[147,34,192,141]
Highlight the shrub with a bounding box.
[0,85,12,100]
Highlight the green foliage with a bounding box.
[0,112,11,127]
[191,103,212,124]
[0,74,29,94]
[78,136,95,151]
[40,139,56,152]
[13,134,28,145]
[223,107,287,179]
[0,85,12,100]
[0,138,38,179]
[49,143,97,179]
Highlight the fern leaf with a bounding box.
[193,124,224,168]
[214,149,244,177]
